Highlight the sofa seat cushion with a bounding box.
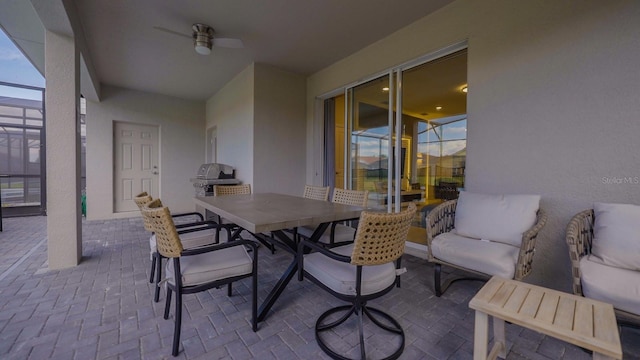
[431,232,519,279]
[580,256,640,316]
[454,192,540,247]
[298,223,356,243]
[303,244,397,296]
[150,229,221,255]
[166,245,252,287]
[592,202,640,271]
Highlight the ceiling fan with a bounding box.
[154,23,244,55]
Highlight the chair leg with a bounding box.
[362,306,404,359]
[172,290,182,356]
[434,263,487,297]
[164,288,172,320]
[154,253,162,302]
[357,306,366,360]
[149,254,156,283]
[435,263,443,297]
[252,272,258,332]
[315,304,404,360]
[227,283,232,297]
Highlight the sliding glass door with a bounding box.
[344,73,399,209]
[327,46,467,245]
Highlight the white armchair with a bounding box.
[426,192,547,296]
[566,202,640,328]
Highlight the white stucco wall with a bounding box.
[86,85,206,220]
[205,63,306,194]
[253,63,306,195]
[205,64,255,186]
[306,0,640,291]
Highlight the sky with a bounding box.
[0,28,45,100]
[354,119,467,157]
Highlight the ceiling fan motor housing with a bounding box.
[193,23,214,54]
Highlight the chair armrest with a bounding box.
[298,238,352,263]
[176,221,235,234]
[181,238,258,256]
[514,207,548,280]
[564,209,594,296]
[326,240,354,249]
[171,211,204,221]
[175,219,218,229]
[425,200,457,260]
[328,221,358,244]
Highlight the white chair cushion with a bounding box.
[580,256,640,316]
[303,244,397,296]
[592,202,640,271]
[166,245,252,287]
[298,224,355,243]
[454,192,540,247]
[149,229,220,255]
[149,234,157,259]
[321,225,356,243]
[431,231,519,279]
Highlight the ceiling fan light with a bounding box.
[195,42,211,55]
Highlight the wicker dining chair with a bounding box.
[211,184,252,228]
[212,184,275,252]
[297,188,369,245]
[298,203,416,360]
[303,184,330,201]
[134,192,220,302]
[566,208,640,328]
[426,193,547,296]
[142,199,258,357]
[210,184,251,227]
[213,184,251,196]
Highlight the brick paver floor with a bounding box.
[1,215,639,359]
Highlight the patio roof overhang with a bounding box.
[0,0,100,101]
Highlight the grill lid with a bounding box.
[195,163,235,180]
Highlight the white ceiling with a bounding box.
[69,0,454,101]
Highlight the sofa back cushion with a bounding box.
[454,192,541,247]
[592,202,640,271]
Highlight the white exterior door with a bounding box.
[113,121,159,212]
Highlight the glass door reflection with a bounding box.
[345,74,397,209]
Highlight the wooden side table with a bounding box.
[469,276,622,360]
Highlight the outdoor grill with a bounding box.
[190,163,240,196]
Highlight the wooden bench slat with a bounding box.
[489,283,516,308]
[536,292,560,324]
[554,297,576,330]
[594,304,620,345]
[503,286,529,314]
[519,289,543,318]
[573,301,594,337]
[471,276,504,306]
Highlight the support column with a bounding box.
[45,30,82,269]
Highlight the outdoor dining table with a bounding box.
[194,192,364,322]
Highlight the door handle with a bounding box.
[152,171,159,175]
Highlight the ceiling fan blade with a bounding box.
[212,38,244,49]
[153,26,191,39]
